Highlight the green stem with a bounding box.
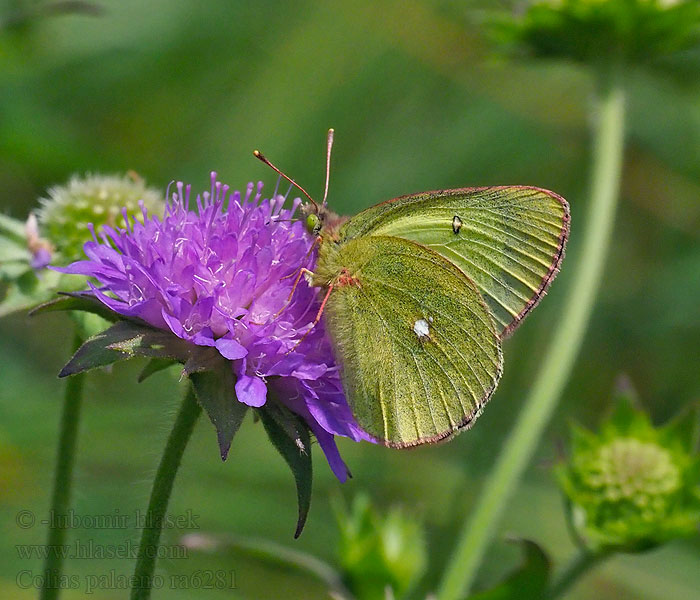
[40,333,85,600]
[437,76,626,600]
[209,534,354,599]
[130,386,201,600]
[547,550,609,599]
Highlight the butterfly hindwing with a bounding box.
[322,235,503,447]
[339,187,570,337]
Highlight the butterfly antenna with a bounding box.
[253,150,319,211]
[322,128,334,206]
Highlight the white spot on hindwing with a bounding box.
[413,318,430,339]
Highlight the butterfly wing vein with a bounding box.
[339,187,570,337]
[323,236,503,447]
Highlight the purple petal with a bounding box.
[192,328,216,347]
[302,381,371,442]
[312,426,351,483]
[235,375,267,407]
[291,363,328,380]
[215,338,248,360]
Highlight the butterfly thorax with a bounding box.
[301,203,350,287]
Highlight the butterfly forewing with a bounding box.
[322,235,503,447]
[339,187,570,337]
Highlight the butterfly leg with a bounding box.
[278,267,315,314]
[285,283,334,354]
[248,267,316,326]
[280,236,320,281]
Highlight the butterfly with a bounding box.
[255,130,570,448]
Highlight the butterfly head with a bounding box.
[305,212,323,237]
[301,202,346,241]
[254,129,342,239]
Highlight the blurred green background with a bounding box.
[1,1,699,598]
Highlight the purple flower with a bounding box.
[59,172,371,481]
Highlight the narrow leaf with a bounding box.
[189,362,248,461]
[138,358,177,382]
[183,346,227,375]
[59,320,194,377]
[30,292,121,323]
[59,321,141,376]
[258,402,312,538]
[468,538,550,600]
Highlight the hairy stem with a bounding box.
[437,76,626,600]
[130,386,201,600]
[40,333,85,600]
[548,550,609,598]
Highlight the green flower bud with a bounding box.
[38,173,163,264]
[557,380,700,553]
[0,173,163,317]
[494,0,700,68]
[334,494,427,600]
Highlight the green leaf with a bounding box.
[189,362,248,461]
[58,320,194,377]
[258,402,312,538]
[569,422,598,454]
[605,377,652,438]
[30,292,121,323]
[468,538,550,600]
[59,322,139,376]
[138,358,177,382]
[183,345,228,375]
[660,403,700,454]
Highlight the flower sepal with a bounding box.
[57,319,195,378]
[31,291,123,323]
[258,400,313,538]
[188,360,249,461]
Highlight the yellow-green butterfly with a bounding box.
[255,130,569,448]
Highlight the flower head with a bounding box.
[494,0,700,67]
[59,172,371,481]
[557,379,700,552]
[39,173,164,264]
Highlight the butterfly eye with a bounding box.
[305,213,321,235]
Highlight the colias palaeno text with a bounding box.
[255,130,570,448]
